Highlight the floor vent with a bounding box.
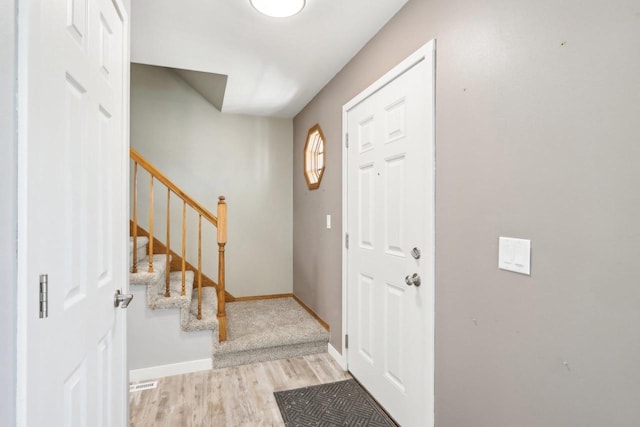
[129,381,158,393]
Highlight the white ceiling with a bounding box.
[131,0,409,118]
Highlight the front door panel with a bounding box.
[346,42,435,427]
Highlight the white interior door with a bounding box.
[345,41,435,427]
[17,0,129,425]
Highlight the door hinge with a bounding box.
[345,233,349,249]
[345,334,349,349]
[345,133,349,148]
[39,274,48,319]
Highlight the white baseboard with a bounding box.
[129,358,212,383]
[328,343,347,371]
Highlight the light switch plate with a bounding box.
[498,237,531,275]
[326,214,331,229]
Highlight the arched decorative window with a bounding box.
[304,124,326,190]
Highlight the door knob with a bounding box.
[404,273,421,287]
[114,289,134,308]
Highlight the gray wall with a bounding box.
[1,0,17,425]
[293,0,640,425]
[131,64,293,298]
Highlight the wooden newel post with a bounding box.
[217,196,228,342]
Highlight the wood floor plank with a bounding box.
[130,353,350,426]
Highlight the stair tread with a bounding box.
[211,298,329,368]
[181,287,219,332]
[212,298,329,356]
[129,254,169,286]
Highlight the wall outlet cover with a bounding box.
[498,237,531,275]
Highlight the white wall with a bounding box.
[127,285,212,372]
[131,63,293,298]
[1,0,17,425]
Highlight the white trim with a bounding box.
[343,41,435,113]
[328,343,347,370]
[340,103,349,373]
[129,358,213,382]
[341,40,436,426]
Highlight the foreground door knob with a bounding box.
[404,273,421,287]
[114,289,134,308]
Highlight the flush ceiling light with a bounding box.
[250,0,305,18]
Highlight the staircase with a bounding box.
[129,241,219,333]
[130,148,227,341]
[129,149,329,371]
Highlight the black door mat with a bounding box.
[274,379,397,426]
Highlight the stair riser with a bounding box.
[212,341,327,369]
[128,247,148,269]
[129,236,149,269]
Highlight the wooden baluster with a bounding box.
[181,201,186,296]
[197,215,203,320]
[217,196,227,342]
[132,162,138,273]
[148,175,154,272]
[165,188,171,297]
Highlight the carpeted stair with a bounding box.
[128,237,219,334]
[211,298,330,368]
[129,238,329,370]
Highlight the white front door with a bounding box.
[345,41,435,427]
[17,0,129,425]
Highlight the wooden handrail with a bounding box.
[130,148,218,227]
[130,149,228,342]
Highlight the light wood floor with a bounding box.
[129,353,351,426]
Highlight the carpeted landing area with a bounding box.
[212,297,330,369]
[275,379,397,427]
